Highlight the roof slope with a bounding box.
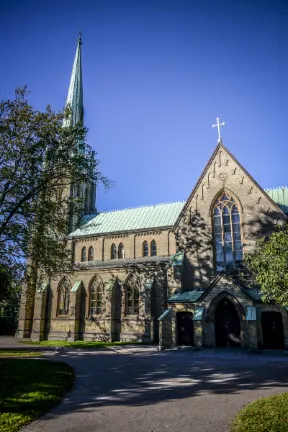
[69,186,288,238]
[69,201,185,237]
[266,187,288,214]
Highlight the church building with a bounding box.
[17,37,288,350]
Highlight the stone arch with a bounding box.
[209,188,243,217]
[206,291,245,347]
[210,190,244,272]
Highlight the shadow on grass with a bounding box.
[0,359,74,432]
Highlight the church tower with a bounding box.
[64,34,96,232]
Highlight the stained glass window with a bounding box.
[213,191,243,272]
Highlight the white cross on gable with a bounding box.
[212,117,225,143]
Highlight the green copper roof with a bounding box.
[168,290,204,303]
[69,187,288,237]
[69,201,185,236]
[265,187,288,213]
[63,34,84,128]
[158,308,172,321]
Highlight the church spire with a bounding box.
[63,32,84,127]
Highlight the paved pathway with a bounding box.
[12,346,288,432]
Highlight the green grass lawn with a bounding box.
[0,350,42,357]
[0,359,74,432]
[232,392,288,432]
[21,340,149,349]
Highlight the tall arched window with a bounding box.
[89,276,103,315]
[143,241,149,257]
[125,276,140,315]
[111,243,117,259]
[81,246,87,262]
[151,240,157,256]
[58,278,71,316]
[88,246,94,261]
[213,191,243,272]
[118,243,125,259]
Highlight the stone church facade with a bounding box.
[17,37,288,350]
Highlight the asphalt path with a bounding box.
[17,347,288,432]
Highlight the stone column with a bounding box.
[16,281,36,339]
[159,308,173,349]
[31,284,48,342]
[67,281,83,342]
[194,321,203,347]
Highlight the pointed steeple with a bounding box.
[63,33,84,127]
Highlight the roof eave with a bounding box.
[68,224,175,240]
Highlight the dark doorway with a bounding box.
[261,312,284,349]
[177,312,194,346]
[215,298,241,347]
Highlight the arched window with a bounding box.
[81,246,87,262]
[143,241,149,257]
[89,276,103,315]
[88,246,94,261]
[118,243,125,259]
[213,191,243,272]
[111,243,117,259]
[58,278,71,316]
[151,240,157,256]
[126,276,140,315]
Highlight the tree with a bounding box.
[0,87,111,298]
[245,223,288,305]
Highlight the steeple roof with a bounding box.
[63,33,84,127]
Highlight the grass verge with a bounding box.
[21,340,150,349]
[0,350,42,357]
[232,392,288,432]
[0,359,74,432]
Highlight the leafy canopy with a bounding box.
[246,224,288,305]
[0,87,110,295]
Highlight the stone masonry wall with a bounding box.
[176,144,286,289]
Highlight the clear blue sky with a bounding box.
[1,0,287,211]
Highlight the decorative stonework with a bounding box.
[219,173,228,181]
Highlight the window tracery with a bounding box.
[213,191,243,272]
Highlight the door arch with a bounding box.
[176,312,194,346]
[215,298,241,347]
[261,311,284,349]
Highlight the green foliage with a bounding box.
[0,359,74,432]
[245,224,288,305]
[0,350,42,357]
[0,87,111,299]
[232,392,288,432]
[22,340,148,348]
